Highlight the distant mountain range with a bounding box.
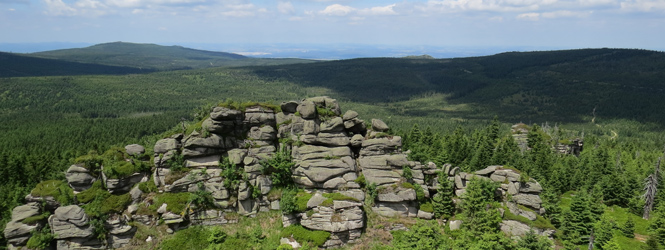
[0,42,313,75]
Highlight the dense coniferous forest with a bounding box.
[1,45,665,249]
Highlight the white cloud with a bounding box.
[319,4,355,16]
[278,1,294,14]
[43,0,77,16]
[541,9,591,17]
[516,12,539,20]
[621,0,665,11]
[8,8,15,11]
[75,0,106,9]
[420,0,543,13]
[358,4,397,15]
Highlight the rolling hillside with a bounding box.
[29,42,314,71]
[0,51,152,77]
[248,48,665,124]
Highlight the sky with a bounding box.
[1,0,664,55]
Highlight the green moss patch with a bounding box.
[279,225,330,247]
[150,192,192,214]
[139,178,158,193]
[22,212,51,225]
[420,203,434,213]
[294,192,313,213]
[76,180,107,204]
[30,180,74,205]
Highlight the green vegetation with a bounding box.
[159,225,210,250]
[150,192,192,214]
[260,148,295,188]
[21,212,51,225]
[25,226,54,250]
[30,180,74,206]
[280,189,312,214]
[279,225,330,247]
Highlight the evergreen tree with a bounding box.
[462,178,501,234]
[526,124,552,181]
[432,172,455,219]
[516,230,552,250]
[649,204,665,246]
[444,126,470,166]
[560,191,598,244]
[593,215,617,249]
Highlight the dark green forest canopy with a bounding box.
[0,52,153,77]
[248,48,665,124]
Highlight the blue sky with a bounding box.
[1,0,664,53]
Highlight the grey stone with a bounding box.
[303,120,320,135]
[10,203,41,222]
[187,155,222,169]
[455,175,464,189]
[449,220,462,230]
[512,193,542,210]
[342,110,358,121]
[377,189,416,202]
[184,134,226,149]
[154,138,180,154]
[417,210,434,220]
[490,173,507,182]
[519,181,543,194]
[474,165,497,176]
[297,100,317,119]
[4,221,39,245]
[307,193,327,208]
[371,119,389,132]
[372,202,417,217]
[210,107,242,121]
[320,117,345,133]
[130,185,143,204]
[125,144,145,156]
[281,101,299,113]
[157,203,168,214]
[350,134,364,147]
[66,165,96,192]
[306,96,341,115]
[507,202,537,221]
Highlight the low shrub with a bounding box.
[26,226,54,250]
[150,192,192,214]
[279,225,330,247]
[31,180,74,206]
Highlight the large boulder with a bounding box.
[371,119,389,132]
[124,144,145,156]
[154,138,180,154]
[66,164,96,192]
[297,101,317,119]
[50,205,95,239]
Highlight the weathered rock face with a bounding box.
[66,164,96,192]
[3,203,43,247]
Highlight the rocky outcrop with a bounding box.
[66,164,96,192]
[5,96,556,249]
[3,203,43,247]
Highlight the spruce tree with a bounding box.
[432,172,455,219]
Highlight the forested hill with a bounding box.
[0,52,152,77]
[249,48,665,124]
[28,42,314,71]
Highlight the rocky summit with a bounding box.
[4,96,551,249]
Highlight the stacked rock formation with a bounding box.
[5,96,553,249]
